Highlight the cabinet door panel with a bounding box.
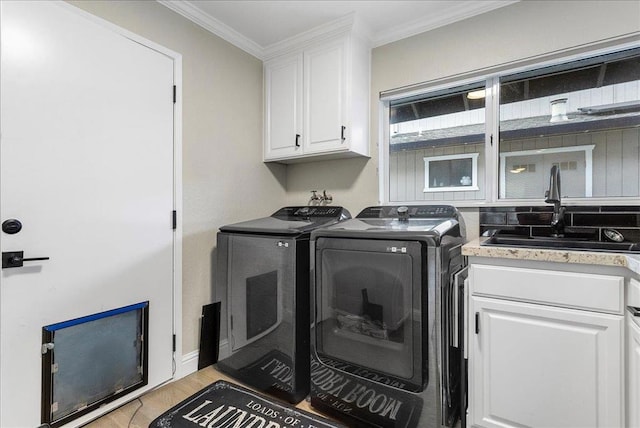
[470,297,623,428]
[629,316,640,428]
[304,38,346,153]
[264,54,303,160]
[470,264,623,314]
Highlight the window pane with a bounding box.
[389,83,486,202]
[429,157,471,188]
[424,153,478,192]
[499,48,640,199]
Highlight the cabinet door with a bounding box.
[304,38,347,154]
[264,53,303,160]
[470,296,623,428]
[629,316,640,428]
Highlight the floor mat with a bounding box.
[149,379,345,428]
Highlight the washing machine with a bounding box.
[309,205,467,427]
[215,206,350,403]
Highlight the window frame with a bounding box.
[378,39,640,207]
[423,153,480,193]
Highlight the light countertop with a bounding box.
[463,237,640,274]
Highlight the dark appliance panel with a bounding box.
[309,205,466,428]
[227,235,295,351]
[220,206,349,235]
[315,237,426,392]
[216,206,350,404]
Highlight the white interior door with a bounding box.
[1,2,176,426]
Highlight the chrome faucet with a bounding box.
[309,190,321,205]
[545,165,565,237]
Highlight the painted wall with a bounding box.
[285,0,640,238]
[67,1,288,361]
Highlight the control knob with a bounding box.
[397,206,410,221]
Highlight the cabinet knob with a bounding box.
[295,134,300,147]
[341,126,346,142]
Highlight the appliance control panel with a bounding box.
[272,206,346,218]
[357,205,458,219]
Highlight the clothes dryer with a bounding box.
[310,205,467,427]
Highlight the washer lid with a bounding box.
[338,217,457,232]
[323,217,460,236]
[357,205,459,220]
[312,205,464,239]
[219,206,350,235]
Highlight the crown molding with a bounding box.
[263,13,373,61]
[158,0,518,60]
[158,0,265,60]
[373,0,519,48]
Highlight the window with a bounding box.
[499,145,594,198]
[424,153,479,192]
[382,44,640,205]
[388,82,486,202]
[498,49,640,200]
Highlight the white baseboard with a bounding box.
[175,339,230,379]
[178,349,199,378]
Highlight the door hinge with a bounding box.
[41,342,54,354]
[173,85,176,103]
[172,334,176,352]
[172,210,177,230]
[475,312,480,334]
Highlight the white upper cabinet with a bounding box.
[303,37,346,154]
[264,53,303,159]
[264,26,370,163]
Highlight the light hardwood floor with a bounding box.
[84,366,321,427]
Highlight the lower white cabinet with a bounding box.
[629,315,640,428]
[469,264,624,428]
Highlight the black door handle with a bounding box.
[295,134,300,147]
[341,126,346,142]
[2,251,49,269]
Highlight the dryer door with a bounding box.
[314,237,426,392]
